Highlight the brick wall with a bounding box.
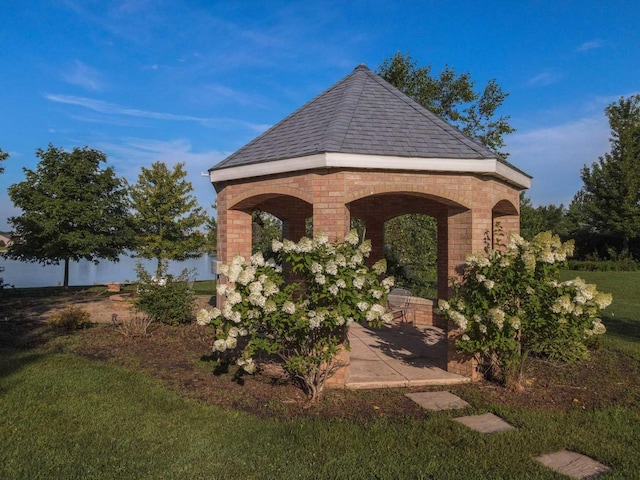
[215,168,520,384]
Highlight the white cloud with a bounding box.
[526,70,564,87]
[61,60,105,92]
[507,115,610,206]
[577,39,603,52]
[95,137,226,211]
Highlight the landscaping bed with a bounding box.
[2,288,638,421]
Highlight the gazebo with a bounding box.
[209,64,531,380]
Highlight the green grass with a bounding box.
[1,271,639,479]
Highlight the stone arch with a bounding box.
[229,186,314,211]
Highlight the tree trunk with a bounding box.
[63,258,69,288]
[622,235,630,258]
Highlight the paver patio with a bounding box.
[346,322,469,388]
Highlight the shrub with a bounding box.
[437,231,611,389]
[133,261,196,325]
[49,306,91,331]
[567,258,638,271]
[112,312,154,337]
[198,230,394,400]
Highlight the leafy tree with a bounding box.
[252,211,282,256]
[520,193,570,241]
[384,214,437,297]
[204,203,218,254]
[129,161,207,277]
[579,95,640,257]
[0,148,8,292]
[5,145,133,287]
[378,52,515,156]
[0,147,7,173]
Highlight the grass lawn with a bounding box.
[1,271,639,479]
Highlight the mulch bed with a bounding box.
[2,291,638,421]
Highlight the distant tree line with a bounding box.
[521,94,640,266]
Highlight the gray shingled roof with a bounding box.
[211,64,503,172]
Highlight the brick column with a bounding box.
[312,202,350,243]
[445,208,478,378]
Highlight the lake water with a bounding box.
[0,254,217,288]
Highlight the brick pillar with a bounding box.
[313,202,350,243]
[445,208,478,378]
[216,191,252,307]
[364,217,385,266]
[495,214,520,246]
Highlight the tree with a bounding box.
[0,148,8,292]
[579,95,640,257]
[5,145,133,287]
[0,147,7,173]
[378,52,515,156]
[520,193,570,241]
[129,161,207,276]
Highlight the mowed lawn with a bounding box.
[1,271,639,479]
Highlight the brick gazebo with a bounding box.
[208,64,531,380]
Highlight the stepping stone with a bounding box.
[535,450,611,479]
[453,412,516,433]
[406,391,470,411]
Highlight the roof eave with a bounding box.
[209,153,532,190]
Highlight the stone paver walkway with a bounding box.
[405,391,470,411]
[453,412,517,434]
[346,322,469,388]
[535,450,611,479]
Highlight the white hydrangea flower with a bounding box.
[228,327,240,338]
[344,229,359,245]
[325,260,338,276]
[336,279,346,289]
[336,315,345,326]
[357,301,369,312]
[238,357,255,374]
[461,334,470,341]
[217,283,228,295]
[248,293,266,308]
[297,237,313,253]
[225,336,238,349]
[353,276,365,289]
[437,299,450,311]
[314,233,329,245]
[450,310,467,331]
[350,252,364,267]
[483,279,495,290]
[282,239,296,253]
[328,284,339,295]
[358,240,372,256]
[227,290,242,306]
[372,259,387,275]
[309,316,321,329]
[230,311,242,323]
[213,339,227,352]
[382,276,395,291]
[250,252,265,267]
[369,289,383,300]
[311,262,323,274]
[196,309,211,326]
[249,281,263,295]
[476,274,486,283]
[381,313,394,324]
[271,240,283,252]
[335,254,347,267]
[489,308,505,329]
[263,280,279,297]
[263,300,277,314]
[282,301,296,314]
[237,266,256,285]
[315,274,326,285]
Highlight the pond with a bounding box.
[0,253,217,288]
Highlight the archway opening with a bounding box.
[385,213,438,299]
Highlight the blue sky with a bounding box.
[1,1,639,230]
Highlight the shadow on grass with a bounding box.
[603,314,640,341]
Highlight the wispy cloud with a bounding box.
[526,70,564,87]
[577,39,603,52]
[61,60,105,92]
[96,137,226,209]
[508,115,610,206]
[44,93,269,132]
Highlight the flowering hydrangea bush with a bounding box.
[198,230,394,399]
[437,230,612,388]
